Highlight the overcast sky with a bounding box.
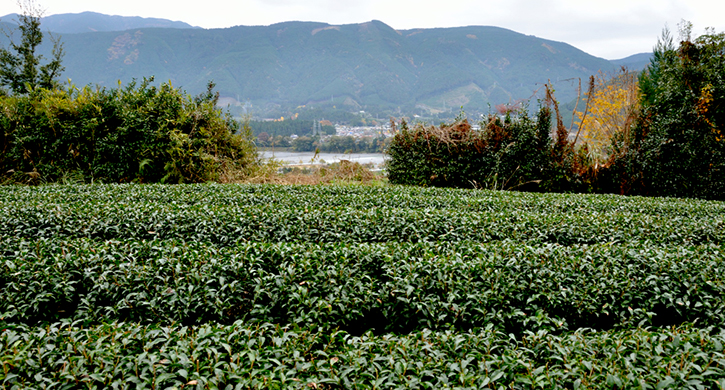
[2,0,723,59]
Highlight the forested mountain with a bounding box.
[612,53,652,72]
[1,12,198,33]
[0,14,651,117]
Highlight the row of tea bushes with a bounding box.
[3,238,724,334]
[2,320,724,389]
[2,184,725,387]
[2,184,723,217]
[1,186,723,245]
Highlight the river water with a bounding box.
[259,151,387,168]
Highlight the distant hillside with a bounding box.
[0,12,198,33]
[2,15,647,117]
[612,53,653,71]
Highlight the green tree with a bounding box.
[291,136,316,152]
[608,22,725,199]
[0,0,64,94]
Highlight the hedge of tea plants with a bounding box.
[1,184,725,388]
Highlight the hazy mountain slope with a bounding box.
[400,25,617,111]
[2,15,639,116]
[612,53,653,71]
[0,12,197,33]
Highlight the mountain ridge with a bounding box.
[0,13,652,117]
[0,11,199,33]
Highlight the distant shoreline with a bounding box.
[259,150,387,168]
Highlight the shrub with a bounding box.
[0,79,256,183]
[386,105,583,191]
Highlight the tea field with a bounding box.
[1,184,725,389]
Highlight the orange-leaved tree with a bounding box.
[574,68,639,163]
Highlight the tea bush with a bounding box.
[1,184,724,387]
[2,238,725,334]
[2,321,724,389]
[2,184,722,245]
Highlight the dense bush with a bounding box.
[386,106,584,191]
[0,79,256,183]
[603,27,725,200]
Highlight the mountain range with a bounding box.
[1,12,198,33]
[0,12,652,118]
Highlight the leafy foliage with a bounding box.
[2,184,722,245]
[605,25,725,199]
[0,1,64,94]
[573,68,640,163]
[0,79,256,183]
[2,321,724,389]
[1,184,724,387]
[386,106,584,192]
[2,238,725,334]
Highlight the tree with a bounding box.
[608,22,725,199]
[257,132,271,145]
[0,0,64,94]
[574,68,640,163]
[291,136,316,152]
